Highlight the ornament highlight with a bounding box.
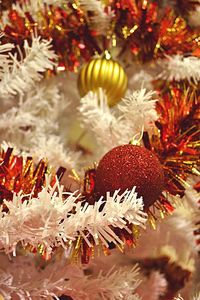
[78,56,128,106]
[95,144,165,208]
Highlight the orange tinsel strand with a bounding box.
[113,2,199,61]
[0,148,48,202]
[1,1,199,70]
[0,148,66,203]
[143,81,200,198]
[2,3,102,71]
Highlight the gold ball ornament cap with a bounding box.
[78,56,128,107]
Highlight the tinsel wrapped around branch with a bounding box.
[150,80,200,198]
[0,148,147,262]
[0,0,199,299]
[1,0,199,70]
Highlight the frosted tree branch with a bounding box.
[137,272,167,300]
[0,36,57,98]
[79,89,158,152]
[158,55,200,83]
[189,6,200,27]
[8,77,66,134]
[79,0,114,34]
[0,254,141,300]
[174,294,200,300]
[167,182,200,254]
[193,294,200,300]
[118,89,158,132]
[31,135,80,169]
[1,0,67,25]
[129,69,153,91]
[79,89,126,150]
[0,75,77,169]
[0,34,14,79]
[0,177,147,255]
[1,0,113,35]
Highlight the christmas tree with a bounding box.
[0,0,199,299]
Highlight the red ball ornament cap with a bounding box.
[95,144,165,208]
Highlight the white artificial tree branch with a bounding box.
[174,295,200,300]
[0,36,57,98]
[189,5,200,27]
[193,294,200,300]
[137,271,167,300]
[79,89,125,151]
[0,177,147,255]
[118,89,158,132]
[158,55,200,83]
[0,75,78,169]
[31,134,80,170]
[0,254,141,300]
[0,76,64,136]
[79,89,158,152]
[79,0,114,34]
[1,0,113,35]
[1,0,67,26]
[170,201,197,250]
[79,0,106,16]
[0,34,14,79]
[0,107,39,134]
[167,180,200,254]
[129,69,154,91]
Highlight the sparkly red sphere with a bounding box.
[95,144,165,208]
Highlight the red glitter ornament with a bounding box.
[95,144,165,208]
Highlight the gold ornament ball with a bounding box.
[78,56,128,107]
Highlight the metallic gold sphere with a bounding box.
[78,56,128,107]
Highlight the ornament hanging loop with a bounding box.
[129,126,144,146]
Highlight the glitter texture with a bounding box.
[95,144,165,208]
